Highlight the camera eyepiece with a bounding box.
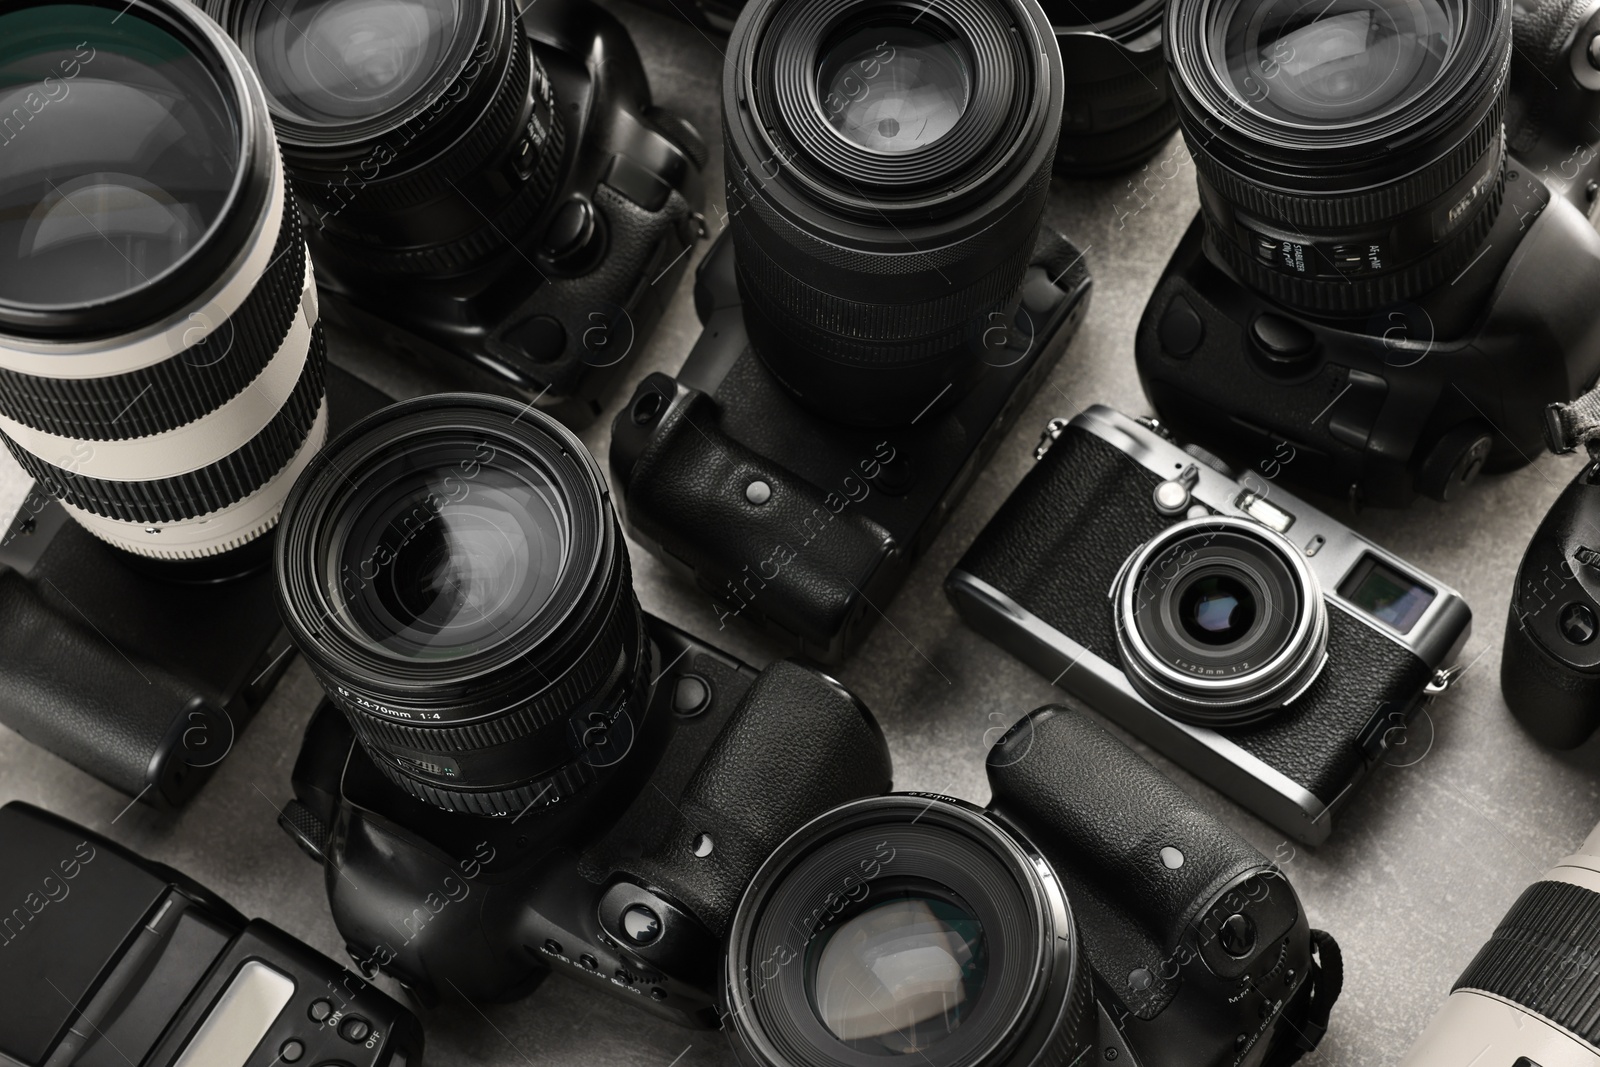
[274,393,644,816]
[1167,0,1510,314]
[208,0,565,276]
[724,0,1064,425]
[1114,516,1329,726]
[0,0,326,564]
[724,795,1094,1067]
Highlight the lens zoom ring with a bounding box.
[352,107,568,276]
[0,195,305,441]
[375,751,601,817]
[1210,168,1504,314]
[1191,96,1504,231]
[344,580,638,756]
[293,30,538,216]
[2,325,327,523]
[1455,879,1600,1040]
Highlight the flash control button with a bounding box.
[338,1016,371,1043]
[308,999,333,1023]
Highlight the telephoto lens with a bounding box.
[208,0,561,279]
[0,0,325,566]
[1165,0,1510,314]
[1399,821,1600,1065]
[1049,0,1178,174]
[723,0,1065,425]
[274,393,643,816]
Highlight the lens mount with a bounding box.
[1166,0,1511,314]
[724,795,1094,1067]
[274,392,645,815]
[1114,516,1329,727]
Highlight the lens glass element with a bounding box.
[249,0,461,125]
[1178,572,1259,646]
[329,437,571,660]
[0,4,238,309]
[1214,0,1455,126]
[816,24,972,154]
[808,889,987,1054]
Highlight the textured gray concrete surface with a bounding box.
[2,5,1597,1065]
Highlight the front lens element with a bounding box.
[249,0,460,125]
[0,4,237,308]
[810,890,987,1053]
[816,24,971,154]
[1115,517,1329,726]
[331,443,569,659]
[1215,0,1454,126]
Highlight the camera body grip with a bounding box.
[614,660,892,938]
[0,569,229,804]
[987,706,1267,958]
[612,375,897,648]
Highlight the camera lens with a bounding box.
[1115,517,1329,726]
[209,0,566,276]
[0,0,326,565]
[1046,0,1179,175]
[1167,0,1509,313]
[274,393,644,816]
[724,0,1064,426]
[810,888,988,1053]
[725,796,1093,1067]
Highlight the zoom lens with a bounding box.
[724,0,1064,426]
[1167,0,1509,314]
[725,795,1094,1067]
[274,393,644,816]
[207,0,565,276]
[1046,0,1179,175]
[1114,516,1329,726]
[0,0,325,565]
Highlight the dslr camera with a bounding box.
[203,0,707,427]
[947,405,1473,844]
[719,705,1341,1067]
[0,801,422,1067]
[609,0,1093,663]
[1134,0,1600,507]
[270,392,894,1023]
[1400,818,1600,1065]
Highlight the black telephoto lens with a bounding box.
[1048,0,1178,175]
[274,393,643,816]
[724,0,1065,426]
[205,0,563,277]
[1166,0,1510,314]
[0,0,325,567]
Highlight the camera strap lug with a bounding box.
[1034,417,1070,460]
[1425,663,1465,695]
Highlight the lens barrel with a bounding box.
[724,0,1064,426]
[0,0,326,563]
[207,0,565,276]
[274,393,644,816]
[726,795,1094,1067]
[1114,516,1328,726]
[1048,0,1179,175]
[1166,0,1511,315]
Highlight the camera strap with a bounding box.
[1271,928,1344,1066]
[1545,387,1600,458]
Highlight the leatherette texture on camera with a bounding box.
[0,569,207,796]
[959,423,1436,802]
[622,390,895,644]
[614,661,892,938]
[988,707,1269,1020]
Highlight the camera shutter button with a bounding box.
[1217,913,1257,958]
[1560,603,1598,645]
[542,198,597,264]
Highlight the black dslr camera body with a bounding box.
[1135,0,1600,507]
[720,706,1340,1067]
[947,406,1472,844]
[280,617,892,1026]
[0,802,422,1067]
[206,0,706,427]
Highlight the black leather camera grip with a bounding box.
[0,569,227,802]
[987,706,1269,956]
[615,378,896,647]
[616,660,892,938]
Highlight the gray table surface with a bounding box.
[2,5,1596,1064]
